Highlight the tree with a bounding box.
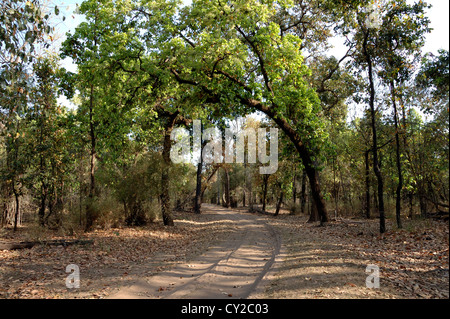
[60,0,103,231]
[139,0,331,224]
[375,0,430,228]
[414,49,449,214]
[27,56,69,227]
[359,19,387,233]
[1,0,56,230]
[60,0,155,229]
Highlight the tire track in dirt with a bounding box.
[108,204,281,299]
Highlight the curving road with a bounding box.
[108,204,281,299]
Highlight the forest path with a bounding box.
[108,204,281,299]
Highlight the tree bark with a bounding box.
[85,83,97,232]
[78,154,83,226]
[300,169,307,214]
[419,193,427,217]
[222,167,230,208]
[243,161,247,207]
[365,150,371,219]
[262,175,269,212]
[1,192,7,228]
[390,80,403,229]
[275,189,283,216]
[38,103,47,227]
[362,29,386,233]
[308,189,319,222]
[292,164,297,204]
[216,169,221,206]
[332,156,339,217]
[38,183,47,227]
[13,187,20,232]
[84,11,100,231]
[160,116,177,226]
[194,147,203,214]
[158,109,192,225]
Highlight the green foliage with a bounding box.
[416,49,449,105]
[1,0,448,231]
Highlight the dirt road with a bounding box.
[2,204,446,299]
[108,204,281,299]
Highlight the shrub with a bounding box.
[288,202,303,215]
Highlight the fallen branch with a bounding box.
[248,206,274,216]
[0,239,93,250]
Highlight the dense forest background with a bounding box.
[1,0,448,236]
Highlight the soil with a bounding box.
[250,211,449,299]
[0,204,448,299]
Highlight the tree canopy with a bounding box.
[1,0,448,234]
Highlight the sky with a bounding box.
[52,0,449,110]
[421,0,450,54]
[328,0,449,58]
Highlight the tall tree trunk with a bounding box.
[419,192,427,217]
[217,169,221,205]
[292,164,297,204]
[1,184,8,228]
[308,189,319,222]
[85,14,99,232]
[365,150,371,219]
[243,161,247,207]
[400,95,413,220]
[418,136,427,217]
[332,156,339,217]
[13,186,20,232]
[160,117,176,226]
[275,189,283,216]
[300,156,326,223]
[373,187,379,213]
[38,102,47,227]
[300,169,307,214]
[39,183,47,227]
[222,167,230,208]
[262,175,269,212]
[390,80,403,229]
[1,204,7,228]
[194,144,203,214]
[85,83,97,232]
[293,148,327,223]
[45,187,55,226]
[8,121,22,232]
[78,153,83,226]
[409,193,414,219]
[362,30,386,233]
[248,165,253,210]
